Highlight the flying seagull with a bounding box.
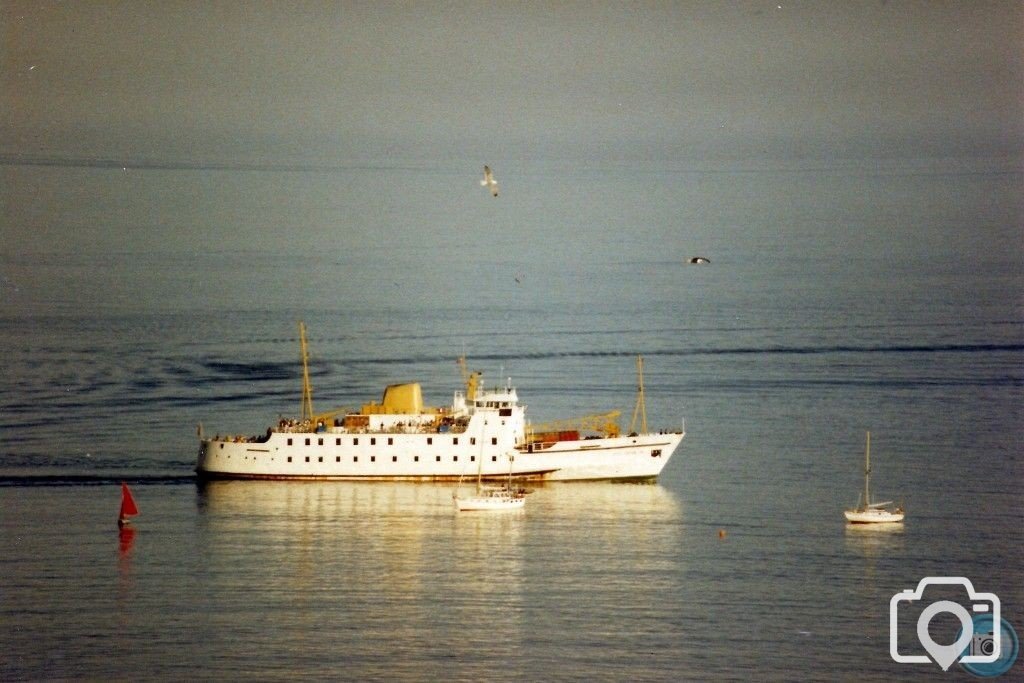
[481,165,498,197]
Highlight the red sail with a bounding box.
[119,483,139,519]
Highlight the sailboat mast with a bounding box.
[864,431,871,506]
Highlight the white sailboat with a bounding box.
[844,431,904,524]
[453,483,526,512]
[454,435,525,512]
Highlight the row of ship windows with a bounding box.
[283,455,501,464]
[287,436,498,447]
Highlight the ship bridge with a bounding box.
[473,384,519,409]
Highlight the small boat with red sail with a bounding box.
[118,483,139,527]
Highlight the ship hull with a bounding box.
[196,432,683,483]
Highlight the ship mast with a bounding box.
[629,355,647,434]
[299,321,314,423]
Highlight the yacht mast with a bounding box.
[864,431,871,507]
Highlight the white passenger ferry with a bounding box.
[196,325,684,482]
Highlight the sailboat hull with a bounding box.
[844,508,904,524]
[453,488,526,511]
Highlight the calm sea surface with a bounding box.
[1,166,1022,680]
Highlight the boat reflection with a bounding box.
[525,481,682,519]
[118,525,137,556]
[192,481,523,669]
[117,524,136,587]
[195,479,681,524]
[844,520,905,579]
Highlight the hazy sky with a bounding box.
[2,0,1022,168]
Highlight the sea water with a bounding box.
[1,165,1021,680]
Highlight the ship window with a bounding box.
[471,456,475,462]
[318,456,323,462]
[453,437,459,445]
[305,438,310,446]
[436,455,441,462]
[392,456,397,462]
[336,456,340,462]
[453,456,458,462]
[470,438,476,446]
[305,456,310,462]
[371,438,376,445]
[388,438,393,445]
[651,449,662,458]
[336,438,341,445]
[318,438,323,446]
[499,408,512,417]
[354,456,358,462]
[287,438,293,446]
[427,437,432,445]
[491,437,497,445]
[371,456,376,462]
[492,456,497,462]
[414,456,419,462]
[354,438,359,446]
[287,456,292,463]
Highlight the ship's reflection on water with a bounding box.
[192,480,682,678]
[194,479,682,526]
